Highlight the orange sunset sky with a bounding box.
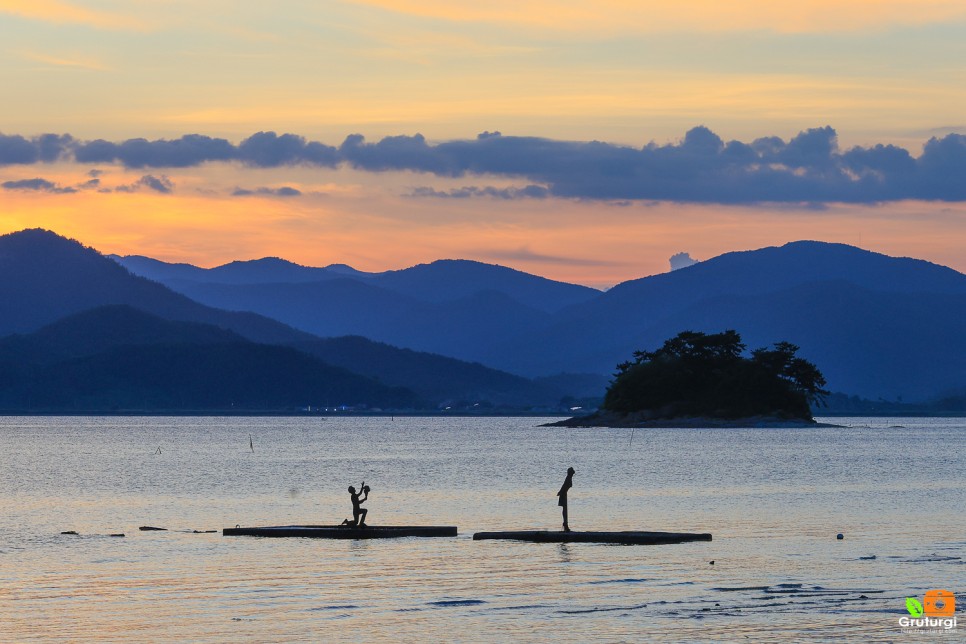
[2,0,965,287]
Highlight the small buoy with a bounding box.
[709,560,715,565]
[836,533,844,540]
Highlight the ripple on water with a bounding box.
[427,599,487,607]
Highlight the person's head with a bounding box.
[348,486,356,494]
[567,467,575,475]
[362,485,370,493]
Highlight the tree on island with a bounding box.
[603,330,829,420]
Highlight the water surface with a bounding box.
[1,416,962,641]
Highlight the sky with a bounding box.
[2,0,965,288]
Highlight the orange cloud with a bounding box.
[19,50,110,71]
[349,0,966,34]
[0,0,142,30]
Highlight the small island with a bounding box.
[550,330,834,428]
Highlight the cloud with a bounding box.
[7,126,966,204]
[669,252,698,271]
[71,131,340,169]
[19,51,109,71]
[345,1,966,35]
[0,0,144,30]
[115,175,173,194]
[237,132,339,167]
[410,184,549,199]
[0,133,72,165]
[2,177,76,193]
[232,186,302,197]
[483,246,620,267]
[75,135,235,168]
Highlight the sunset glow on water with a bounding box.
[2,416,962,641]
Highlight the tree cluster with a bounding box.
[603,330,828,420]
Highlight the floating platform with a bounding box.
[223,525,457,539]
[472,530,712,545]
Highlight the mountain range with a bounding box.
[0,230,588,411]
[114,239,966,402]
[0,228,963,410]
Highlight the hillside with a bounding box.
[0,229,312,344]
[291,335,568,407]
[490,242,966,401]
[2,230,593,408]
[0,306,419,411]
[13,230,966,403]
[118,269,554,364]
[113,255,599,313]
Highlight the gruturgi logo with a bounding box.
[900,590,957,634]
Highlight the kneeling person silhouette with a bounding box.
[347,483,369,527]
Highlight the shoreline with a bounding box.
[544,412,843,428]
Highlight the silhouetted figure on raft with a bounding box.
[344,483,369,527]
[557,467,575,532]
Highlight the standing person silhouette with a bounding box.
[348,482,369,527]
[557,467,575,532]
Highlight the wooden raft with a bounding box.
[223,525,457,539]
[472,530,711,545]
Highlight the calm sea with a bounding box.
[1,416,962,642]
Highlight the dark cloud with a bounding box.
[70,131,339,169]
[410,184,549,199]
[0,133,73,165]
[237,132,339,167]
[341,133,462,174]
[6,127,966,203]
[115,174,173,194]
[74,135,234,168]
[232,186,302,197]
[2,178,76,193]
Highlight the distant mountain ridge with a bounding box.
[489,242,966,400]
[112,255,601,313]
[112,252,600,365]
[115,238,966,402]
[0,230,588,409]
[0,229,311,344]
[4,228,963,403]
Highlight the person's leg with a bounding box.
[359,508,368,526]
[562,502,570,531]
